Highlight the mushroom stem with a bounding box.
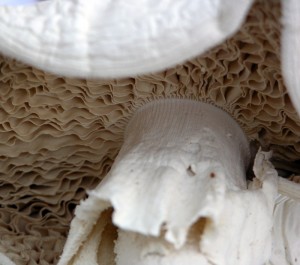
[101,99,250,244]
[59,99,278,265]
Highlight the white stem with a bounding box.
[100,99,250,244]
[58,99,278,265]
[270,192,300,264]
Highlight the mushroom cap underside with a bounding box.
[0,0,299,264]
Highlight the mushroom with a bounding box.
[1,0,300,121]
[0,0,253,78]
[0,0,299,265]
[281,0,300,116]
[57,99,278,265]
[271,183,300,265]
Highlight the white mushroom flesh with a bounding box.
[1,1,300,263]
[0,0,253,78]
[270,194,300,265]
[58,99,278,265]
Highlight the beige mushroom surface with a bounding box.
[0,0,299,264]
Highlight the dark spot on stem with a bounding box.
[210,172,215,178]
[161,222,167,230]
[187,165,196,176]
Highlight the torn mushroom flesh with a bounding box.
[58,99,278,265]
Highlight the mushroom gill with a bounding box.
[0,0,299,264]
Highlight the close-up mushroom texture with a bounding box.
[0,0,300,265]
